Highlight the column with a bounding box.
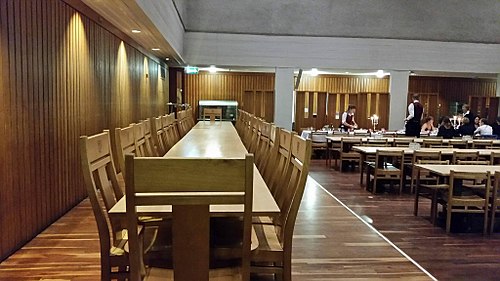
[496,74,500,97]
[388,71,410,131]
[274,67,294,130]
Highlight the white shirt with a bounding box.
[474,124,493,136]
[406,100,423,121]
[342,112,355,125]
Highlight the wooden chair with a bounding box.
[255,121,272,171]
[366,150,405,194]
[114,124,136,176]
[456,160,491,165]
[251,135,312,281]
[310,131,328,159]
[414,160,450,225]
[423,138,443,148]
[163,114,179,148]
[444,171,491,234]
[452,151,479,164]
[394,138,413,147]
[268,129,294,198]
[125,154,254,281]
[449,139,468,149]
[150,117,167,156]
[472,139,493,149]
[408,151,442,193]
[80,131,130,280]
[261,126,281,186]
[365,138,389,147]
[203,108,223,123]
[339,138,362,172]
[134,121,156,157]
[490,151,500,165]
[247,117,262,155]
[490,171,500,233]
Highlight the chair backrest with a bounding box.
[423,138,443,147]
[449,170,490,202]
[150,116,167,156]
[456,160,491,165]
[248,117,262,154]
[125,155,253,281]
[262,125,281,185]
[394,138,414,147]
[417,159,450,165]
[269,129,294,197]
[310,131,328,143]
[491,151,500,165]
[80,132,127,280]
[277,135,312,255]
[114,124,136,175]
[365,138,389,146]
[449,139,468,148]
[412,150,441,164]
[472,140,493,149]
[256,121,272,169]
[134,121,155,157]
[452,151,479,164]
[340,137,362,153]
[375,149,404,169]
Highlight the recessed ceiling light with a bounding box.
[152,48,160,51]
[165,57,170,61]
[344,72,350,74]
[131,29,141,33]
[376,70,385,78]
[310,68,319,77]
[208,65,217,73]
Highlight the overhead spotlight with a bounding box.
[152,48,160,51]
[131,29,141,33]
[376,70,385,78]
[208,65,217,73]
[310,68,319,77]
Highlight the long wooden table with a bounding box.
[109,121,280,217]
[326,136,500,145]
[414,164,500,176]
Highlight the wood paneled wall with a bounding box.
[184,72,275,120]
[409,76,497,123]
[296,75,390,131]
[0,0,168,261]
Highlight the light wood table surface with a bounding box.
[109,121,280,218]
[327,136,500,145]
[414,164,500,176]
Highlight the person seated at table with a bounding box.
[492,117,500,138]
[420,116,436,134]
[437,117,458,139]
[474,116,481,129]
[474,118,493,136]
[457,117,475,136]
[341,105,358,132]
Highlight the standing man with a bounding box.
[341,105,358,132]
[462,104,474,122]
[405,94,423,137]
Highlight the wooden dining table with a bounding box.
[109,121,280,218]
[352,146,500,185]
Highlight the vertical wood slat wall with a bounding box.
[296,76,390,131]
[0,0,168,260]
[184,72,275,120]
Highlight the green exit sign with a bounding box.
[185,66,199,74]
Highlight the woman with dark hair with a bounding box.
[437,117,458,139]
[421,116,436,133]
[474,116,481,129]
[457,117,475,136]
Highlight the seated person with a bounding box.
[474,116,481,129]
[420,116,436,134]
[457,117,475,136]
[474,118,493,136]
[437,117,458,139]
[492,116,500,137]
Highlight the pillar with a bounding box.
[274,67,294,130]
[388,71,410,131]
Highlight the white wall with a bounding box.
[184,32,500,74]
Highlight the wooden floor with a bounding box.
[0,161,441,280]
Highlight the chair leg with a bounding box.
[491,208,497,234]
[414,191,420,216]
[446,207,452,233]
[483,208,489,235]
[430,191,438,225]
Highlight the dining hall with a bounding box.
[1,1,500,280]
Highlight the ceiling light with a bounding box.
[344,72,350,74]
[376,70,385,78]
[131,29,141,33]
[165,57,170,61]
[208,65,217,73]
[152,48,160,51]
[310,68,319,77]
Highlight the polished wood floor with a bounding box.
[0,160,443,280]
[310,160,500,281]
